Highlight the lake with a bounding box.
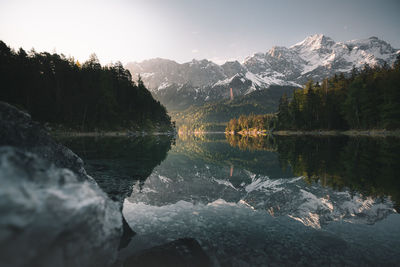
[61,133,400,266]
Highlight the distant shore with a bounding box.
[51,129,400,138]
[225,129,400,137]
[273,130,400,137]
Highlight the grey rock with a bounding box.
[221,60,247,77]
[0,147,122,267]
[0,102,125,266]
[0,101,88,182]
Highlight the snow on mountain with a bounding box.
[125,34,399,108]
[126,58,226,91]
[286,34,398,82]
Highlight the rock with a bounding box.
[0,101,88,181]
[123,238,212,267]
[0,147,122,267]
[0,102,209,266]
[0,102,125,266]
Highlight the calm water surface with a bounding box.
[63,134,400,266]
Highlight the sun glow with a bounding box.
[0,0,170,64]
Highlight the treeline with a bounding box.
[225,114,277,133]
[0,41,172,131]
[227,58,400,133]
[278,58,400,130]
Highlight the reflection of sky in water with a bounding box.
[122,136,400,265]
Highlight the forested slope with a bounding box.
[0,41,172,131]
[226,58,400,132]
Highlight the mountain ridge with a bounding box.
[126,34,399,111]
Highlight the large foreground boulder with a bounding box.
[0,102,123,266]
[0,102,209,266]
[0,147,122,267]
[0,101,88,181]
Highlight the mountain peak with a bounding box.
[345,36,396,54]
[189,58,219,66]
[291,34,335,50]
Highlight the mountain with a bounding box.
[126,34,399,111]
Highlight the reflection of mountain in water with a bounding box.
[122,134,400,265]
[126,135,397,228]
[227,135,400,211]
[243,175,395,228]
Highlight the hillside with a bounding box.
[172,85,297,132]
[226,59,400,133]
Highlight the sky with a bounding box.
[0,0,399,65]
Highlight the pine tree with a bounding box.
[278,93,290,129]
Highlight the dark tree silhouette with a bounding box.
[0,41,172,131]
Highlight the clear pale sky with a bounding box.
[0,0,399,65]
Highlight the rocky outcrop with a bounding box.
[0,147,122,267]
[0,101,214,266]
[0,102,123,267]
[0,102,88,181]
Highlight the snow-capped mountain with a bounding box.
[126,34,399,110]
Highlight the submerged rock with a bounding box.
[124,238,212,267]
[0,147,122,267]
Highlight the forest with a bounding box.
[225,114,277,133]
[0,41,172,131]
[226,56,400,133]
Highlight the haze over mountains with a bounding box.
[126,34,399,111]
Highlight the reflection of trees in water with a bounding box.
[59,135,174,249]
[58,135,173,204]
[174,134,291,178]
[226,134,400,210]
[178,131,208,142]
[225,134,277,151]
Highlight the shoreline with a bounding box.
[51,131,175,138]
[225,129,400,137]
[51,130,400,138]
